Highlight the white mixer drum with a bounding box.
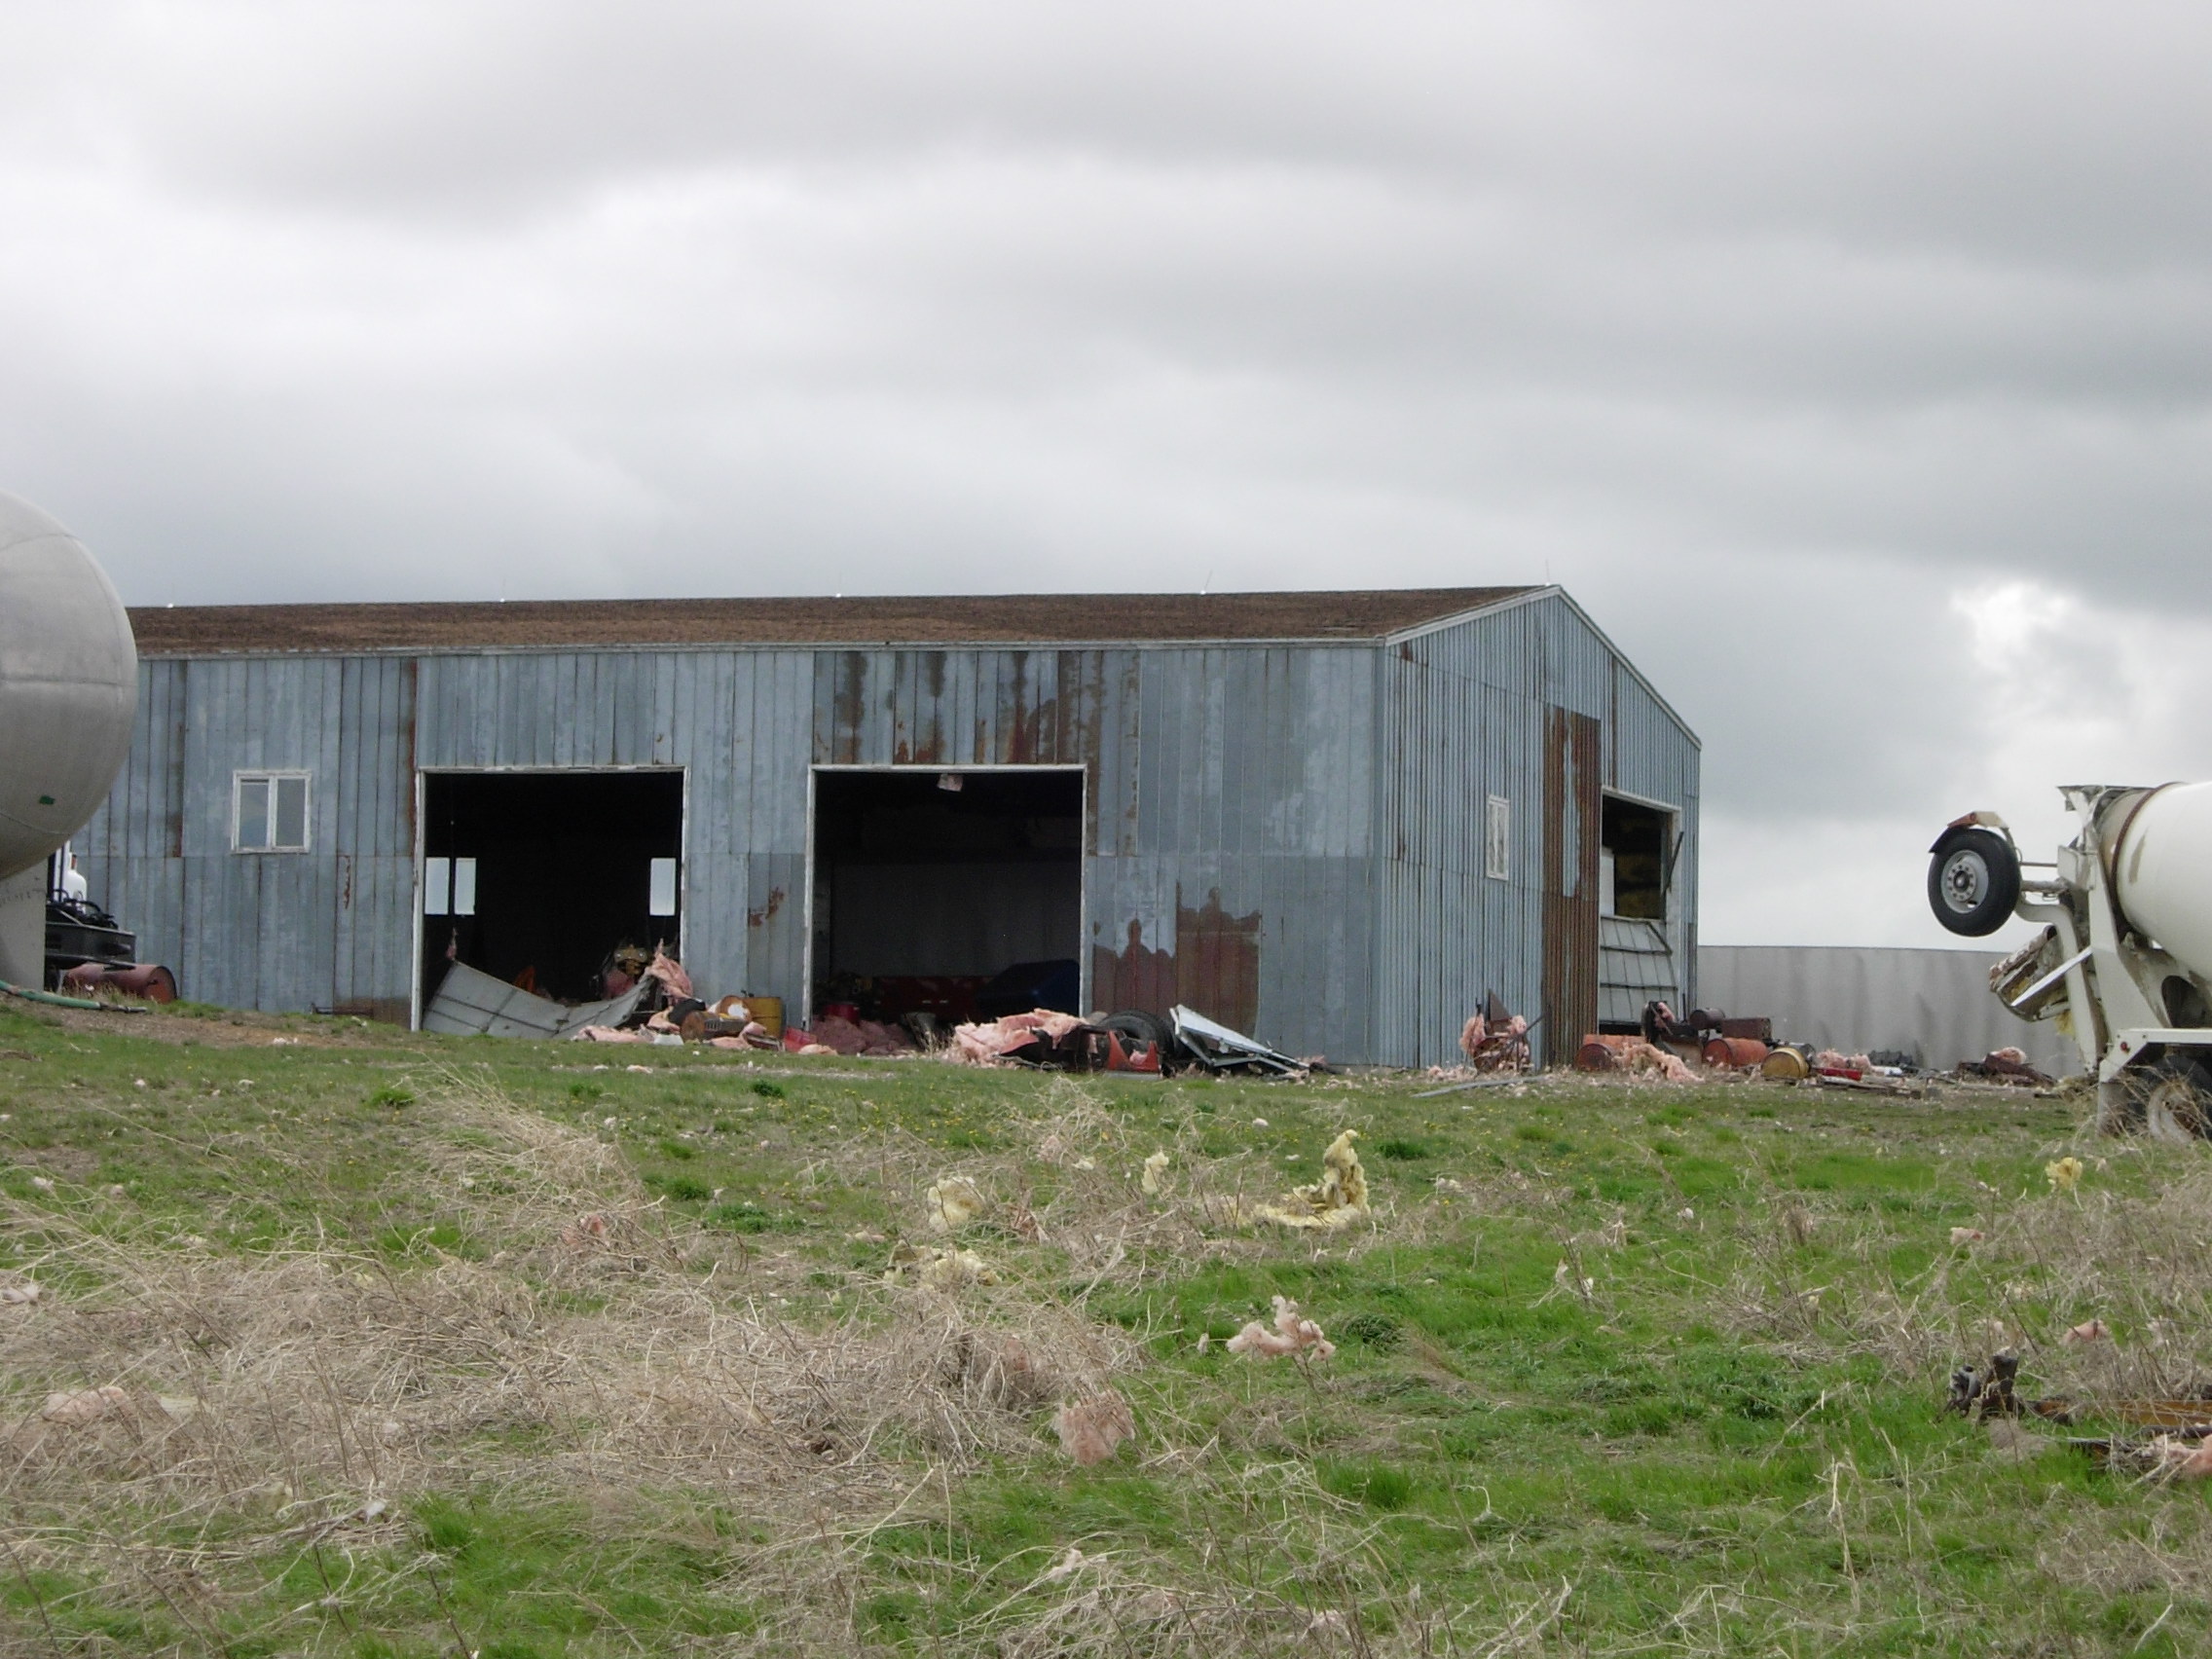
[0,493,138,880]
[2111,782,2212,990]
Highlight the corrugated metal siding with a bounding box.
[77,640,1382,1063]
[1374,592,1700,1067]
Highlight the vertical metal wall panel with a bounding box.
[1375,592,1699,1067]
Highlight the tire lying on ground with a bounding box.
[1928,826,2020,938]
[1099,1010,1174,1057]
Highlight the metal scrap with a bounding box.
[1170,1004,1308,1075]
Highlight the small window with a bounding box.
[234,772,311,852]
[423,857,477,915]
[648,857,679,916]
[1485,795,1511,881]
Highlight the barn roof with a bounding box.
[127,587,1540,655]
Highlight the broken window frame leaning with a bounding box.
[232,770,312,854]
[1485,795,1511,881]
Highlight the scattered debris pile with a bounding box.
[940,1003,1314,1077]
[1942,1347,2212,1478]
[1458,991,1532,1073]
[1955,1046,2053,1087]
[1575,1033,1699,1083]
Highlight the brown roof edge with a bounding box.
[127,587,1539,655]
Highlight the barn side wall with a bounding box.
[77,642,1381,1061]
[1374,593,1701,1068]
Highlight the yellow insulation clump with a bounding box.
[925,1175,989,1233]
[1254,1129,1371,1232]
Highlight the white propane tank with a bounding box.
[2111,782,2212,988]
[0,492,138,881]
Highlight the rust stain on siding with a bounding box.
[166,687,186,858]
[831,652,867,764]
[893,650,949,765]
[748,887,787,929]
[1540,705,1601,1067]
[1089,886,1262,1032]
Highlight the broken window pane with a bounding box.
[236,777,270,850]
[648,857,678,916]
[452,857,477,917]
[275,775,309,849]
[423,857,450,916]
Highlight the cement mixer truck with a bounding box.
[1929,785,2212,1139]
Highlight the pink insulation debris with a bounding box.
[945,1010,1088,1065]
[644,948,692,1000]
[1619,1040,1698,1084]
[1051,1393,1135,1465]
[1578,1033,1698,1083]
[793,1015,914,1057]
[1226,1295,1337,1361]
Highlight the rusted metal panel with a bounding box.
[1089,881,1263,1033]
[1541,706,1603,1066]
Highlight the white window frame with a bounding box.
[1485,794,1512,881]
[421,856,478,916]
[232,770,313,853]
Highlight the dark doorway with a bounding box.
[811,769,1083,1024]
[1601,795,1673,921]
[419,770,683,1010]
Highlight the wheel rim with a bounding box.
[2143,1076,2211,1141]
[1938,847,1989,914]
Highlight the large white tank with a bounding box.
[0,492,138,881]
[2111,782,2212,989]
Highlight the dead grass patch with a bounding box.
[0,1074,1155,1641]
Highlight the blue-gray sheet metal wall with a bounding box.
[1377,592,1700,1067]
[74,588,1695,1067]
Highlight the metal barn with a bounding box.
[84,586,1699,1067]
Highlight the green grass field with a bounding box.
[4,996,2210,1656]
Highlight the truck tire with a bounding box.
[2140,1052,2212,1142]
[1100,1010,1172,1053]
[1928,827,2020,937]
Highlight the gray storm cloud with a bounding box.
[2,1,2207,943]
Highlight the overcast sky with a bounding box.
[5,2,2208,947]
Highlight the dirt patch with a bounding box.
[7,1000,408,1051]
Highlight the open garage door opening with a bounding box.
[811,768,1083,1027]
[419,770,684,1014]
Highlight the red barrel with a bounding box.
[1576,1037,1619,1071]
[1702,1036,1770,1070]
